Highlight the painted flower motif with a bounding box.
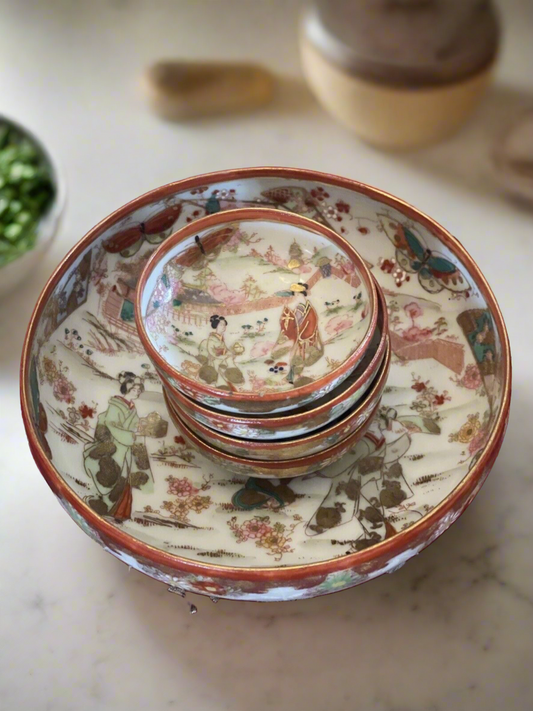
[53,374,76,404]
[161,499,190,519]
[228,516,297,560]
[325,315,354,337]
[325,205,342,222]
[240,518,272,540]
[166,476,199,498]
[412,380,427,393]
[67,406,81,424]
[449,413,481,444]
[41,356,58,385]
[378,257,411,287]
[468,428,488,456]
[317,570,355,592]
[250,340,274,359]
[457,363,483,391]
[404,302,423,320]
[188,495,211,514]
[310,186,330,202]
[259,530,290,555]
[335,200,350,214]
[78,403,95,419]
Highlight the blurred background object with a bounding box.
[300,0,500,149]
[143,61,275,120]
[493,109,533,204]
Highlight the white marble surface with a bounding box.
[0,1,532,709]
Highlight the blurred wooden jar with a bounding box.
[300,0,500,150]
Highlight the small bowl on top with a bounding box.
[135,206,378,415]
[164,388,382,479]
[167,334,390,461]
[160,274,389,440]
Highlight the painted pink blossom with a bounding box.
[167,476,199,498]
[53,375,76,404]
[405,302,423,321]
[240,519,272,540]
[250,340,275,359]
[326,315,354,336]
[207,278,246,305]
[461,363,483,390]
[400,325,434,343]
[468,428,487,456]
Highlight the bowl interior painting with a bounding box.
[21,169,510,601]
[138,209,375,413]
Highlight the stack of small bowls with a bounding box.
[135,207,390,479]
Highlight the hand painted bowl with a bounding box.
[167,338,389,461]
[165,388,381,478]
[161,276,389,441]
[21,168,510,603]
[135,207,378,415]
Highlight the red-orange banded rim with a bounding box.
[170,338,390,455]
[164,388,382,471]
[134,207,378,409]
[20,166,511,581]
[160,275,389,431]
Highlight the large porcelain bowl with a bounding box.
[21,168,511,602]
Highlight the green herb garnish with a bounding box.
[0,122,55,267]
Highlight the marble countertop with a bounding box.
[1,1,532,709]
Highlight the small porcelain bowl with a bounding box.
[168,337,389,461]
[161,279,389,440]
[136,207,377,415]
[164,389,381,479]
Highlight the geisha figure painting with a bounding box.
[272,283,324,385]
[197,315,245,389]
[84,371,153,521]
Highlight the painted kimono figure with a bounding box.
[84,371,153,521]
[305,407,440,546]
[197,315,244,388]
[272,283,324,385]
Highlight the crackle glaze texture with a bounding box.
[23,171,508,601]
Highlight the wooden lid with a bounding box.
[303,0,500,87]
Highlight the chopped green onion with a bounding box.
[0,122,55,267]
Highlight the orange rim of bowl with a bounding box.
[164,388,382,472]
[20,166,511,582]
[160,274,389,432]
[169,337,391,456]
[134,207,378,408]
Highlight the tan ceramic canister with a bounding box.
[300,0,500,150]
